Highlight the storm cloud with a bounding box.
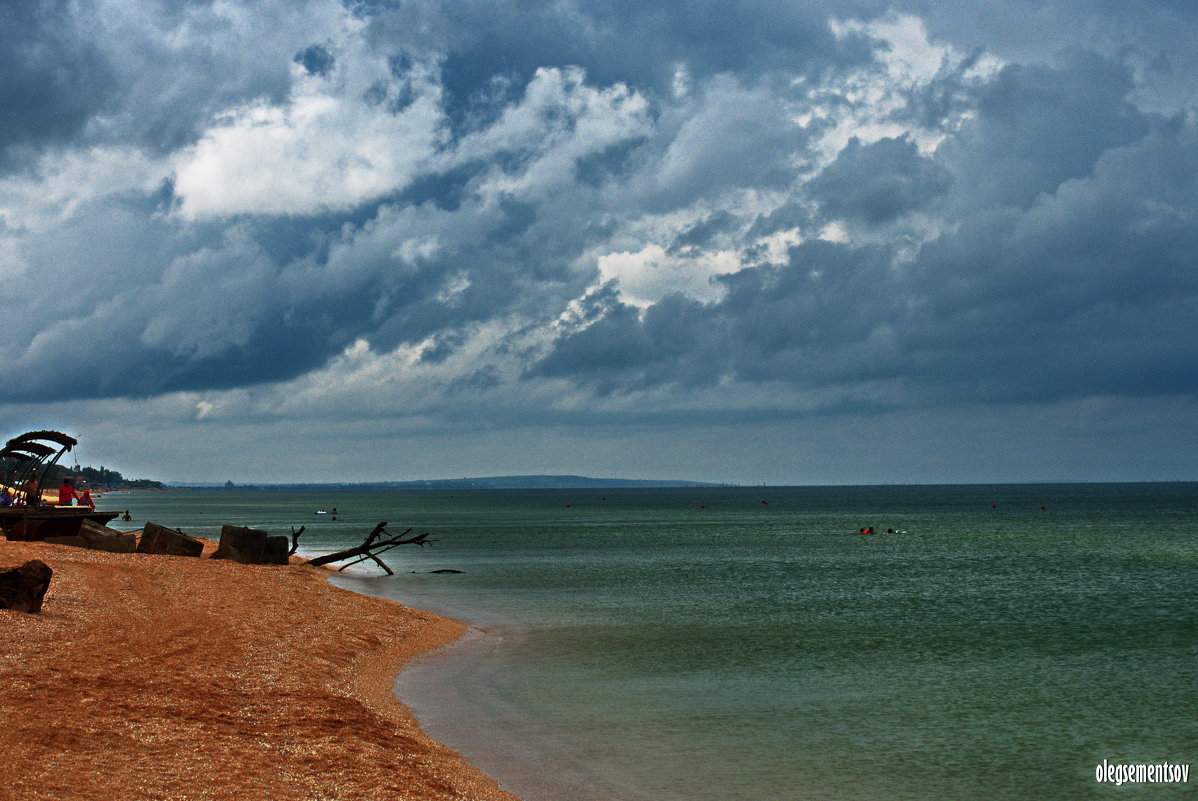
[1,0,1195,482]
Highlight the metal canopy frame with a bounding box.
[0,430,78,505]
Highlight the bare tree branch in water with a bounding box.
[305,522,433,575]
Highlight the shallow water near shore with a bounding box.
[102,483,1198,801]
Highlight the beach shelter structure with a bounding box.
[0,431,120,540]
[0,430,78,503]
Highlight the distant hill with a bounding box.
[377,475,719,489]
[176,475,721,490]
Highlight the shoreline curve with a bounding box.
[0,538,523,801]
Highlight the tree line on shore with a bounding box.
[47,464,163,491]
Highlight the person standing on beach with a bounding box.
[22,476,39,506]
[58,478,78,506]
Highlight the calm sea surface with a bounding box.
[98,484,1198,801]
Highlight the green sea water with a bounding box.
[99,483,1198,801]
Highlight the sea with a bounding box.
[96,483,1198,801]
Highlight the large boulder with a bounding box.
[45,520,136,553]
[211,525,267,563]
[0,560,53,613]
[211,525,290,565]
[136,522,203,557]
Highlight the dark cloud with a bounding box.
[0,177,599,403]
[809,136,951,225]
[1,0,1195,456]
[295,44,336,77]
[535,53,1198,411]
[670,211,739,252]
[535,241,903,394]
[896,48,989,131]
[427,0,872,116]
[0,0,116,170]
[941,51,1151,207]
[630,74,807,211]
[0,0,335,167]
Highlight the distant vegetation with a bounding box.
[45,464,163,490]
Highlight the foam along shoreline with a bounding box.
[0,538,523,801]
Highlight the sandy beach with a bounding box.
[0,538,522,801]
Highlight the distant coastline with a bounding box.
[161,477,1198,491]
[169,475,725,490]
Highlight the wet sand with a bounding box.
[0,538,522,801]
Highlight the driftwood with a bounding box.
[288,526,305,556]
[304,522,432,576]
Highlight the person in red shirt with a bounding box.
[79,489,95,510]
[58,478,78,506]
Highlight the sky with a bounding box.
[2,0,1196,485]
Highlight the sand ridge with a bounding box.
[0,539,522,801]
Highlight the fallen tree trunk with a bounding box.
[304,522,432,575]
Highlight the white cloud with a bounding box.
[812,13,1004,163]
[596,244,740,307]
[836,13,955,86]
[449,66,651,200]
[173,30,446,218]
[0,146,168,237]
[435,272,472,307]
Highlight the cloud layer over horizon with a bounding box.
[2,0,1195,483]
